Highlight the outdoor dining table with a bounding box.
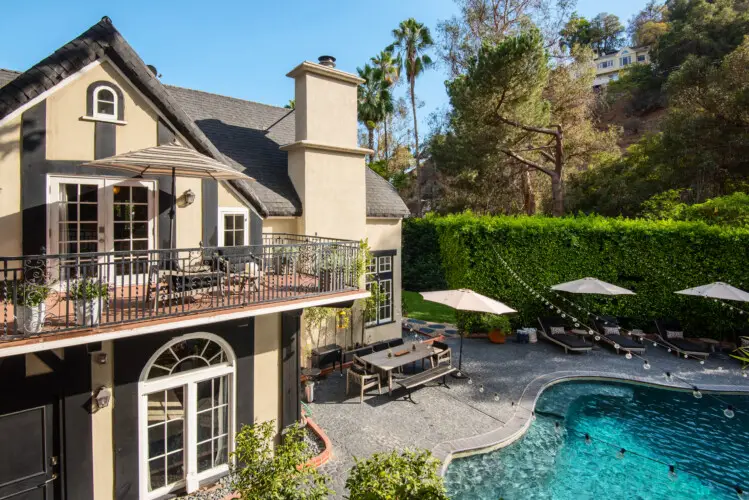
[360,341,438,396]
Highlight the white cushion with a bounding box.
[603,326,620,336]
[665,330,684,339]
[549,326,565,335]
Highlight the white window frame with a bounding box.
[92,84,118,120]
[218,207,249,247]
[138,333,237,499]
[620,56,632,66]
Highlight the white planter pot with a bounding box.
[75,299,101,327]
[16,303,46,334]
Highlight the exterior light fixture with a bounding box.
[95,386,112,409]
[177,189,196,208]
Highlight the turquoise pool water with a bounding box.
[444,381,749,499]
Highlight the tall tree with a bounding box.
[371,50,401,162]
[627,0,668,46]
[389,18,434,216]
[435,30,619,216]
[357,64,393,164]
[560,12,624,54]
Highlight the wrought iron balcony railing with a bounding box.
[0,234,361,341]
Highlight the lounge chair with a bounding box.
[730,331,749,369]
[537,317,593,354]
[594,318,646,355]
[654,319,711,360]
[346,355,381,403]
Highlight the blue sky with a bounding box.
[0,0,643,131]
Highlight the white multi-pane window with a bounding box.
[620,56,632,66]
[365,251,395,327]
[598,60,613,69]
[218,208,248,247]
[139,334,235,498]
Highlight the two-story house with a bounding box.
[0,16,408,500]
[593,46,650,88]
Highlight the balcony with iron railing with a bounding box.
[0,234,362,343]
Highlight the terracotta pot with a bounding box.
[488,329,506,344]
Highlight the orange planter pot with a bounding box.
[488,330,506,344]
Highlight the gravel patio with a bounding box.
[309,334,749,498]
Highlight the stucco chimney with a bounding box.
[280,60,372,240]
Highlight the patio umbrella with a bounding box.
[420,289,517,376]
[83,143,253,248]
[675,282,749,302]
[550,277,635,296]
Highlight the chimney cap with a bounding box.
[318,55,336,68]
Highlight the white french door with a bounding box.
[47,176,157,281]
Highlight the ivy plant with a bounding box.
[345,449,449,500]
[68,277,109,301]
[231,420,332,500]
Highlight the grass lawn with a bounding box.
[402,290,457,324]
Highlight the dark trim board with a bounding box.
[86,80,125,121]
[112,318,255,500]
[202,179,218,246]
[281,310,301,428]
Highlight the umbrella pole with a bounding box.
[451,333,469,379]
[168,167,176,249]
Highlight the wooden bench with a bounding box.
[395,365,456,404]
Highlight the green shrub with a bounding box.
[68,277,109,301]
[231,420,331,500]
[642,191,749,228]
[345,449,449,500]
[402,216,448,291]
[456,311,512,334]
[404,214,749,338]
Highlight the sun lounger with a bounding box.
[594,318,646,354]
[654,319,710,360]
[537,317,593,353]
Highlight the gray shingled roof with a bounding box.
[166,86,410,218]
[0,17,409,219]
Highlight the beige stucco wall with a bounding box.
[46,61,157,161]
[364,218,403,343]
[294,72,358,147]
[91,341,114,500]
[262,217,299,234]
[175,177,203,248]
[254,313,281,432]
[0,115,22,256]
[217,182,248,209]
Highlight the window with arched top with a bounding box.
[93,85,118,119]
[138,333,235,498]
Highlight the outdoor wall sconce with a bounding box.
[94,352,108,365]
[177,189,196,208]
[94,386,112,409]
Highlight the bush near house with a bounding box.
[403,214,749,338]
[345,449,449,500]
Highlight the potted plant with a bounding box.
[319,246,346,291]
[14,281,51,334]
[69,277,109,326]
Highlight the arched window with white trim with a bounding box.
[138,333,235,498]
[93,85,118,120]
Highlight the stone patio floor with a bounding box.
[310,335,749,498]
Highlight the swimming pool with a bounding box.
[444,381,749,499]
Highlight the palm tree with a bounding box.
[357,64,393,164]
[389,18,433,216]
[371,50,401,162]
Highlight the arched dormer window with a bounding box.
[93,85,117,119]
[85,81,125,122]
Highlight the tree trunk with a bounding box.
[521,168,535,215]
[383,117,390,164]
[550,173,564,217]
[367,125,375,164]
[411,77,421,217]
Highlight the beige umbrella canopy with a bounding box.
[420,289,517,315]
[675,282,749,302]
[83,143,253,248]
[420,289,516,375]
[551,277,635,296]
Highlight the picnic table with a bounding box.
[360,341,438,396]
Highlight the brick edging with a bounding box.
[304,417,332,468]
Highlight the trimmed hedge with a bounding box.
[403,214,749,338]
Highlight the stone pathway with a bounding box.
[310,335,749,498]
[403,317,459,337]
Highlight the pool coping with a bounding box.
[434,370,749,476]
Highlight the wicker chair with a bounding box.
[346,355,381,403]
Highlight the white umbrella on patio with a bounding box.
[675,282,749,302]
[550,277,635,296]
[420,289,516,377]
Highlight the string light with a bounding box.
[617,447,626,459]
[467,378,473,385]
[479,384,484,394]
[724,406,736,419]
[625,352,632,360]
[494,392,500,402]
[585,433,591,445]
[665,371,672,381]
[693,388,703,399]
[669,465,677,481]
[643,360,651,370]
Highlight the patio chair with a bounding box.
[430,340,451,368]
[593,317,646,355]
[537,317,593,354]
[388,338,405,348]
[346,355,381,403]
[729,331,749,369]
[654,319,711,360]
[216,247,262,293]
[372,341,389,353]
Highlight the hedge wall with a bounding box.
[403,214,749,338]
